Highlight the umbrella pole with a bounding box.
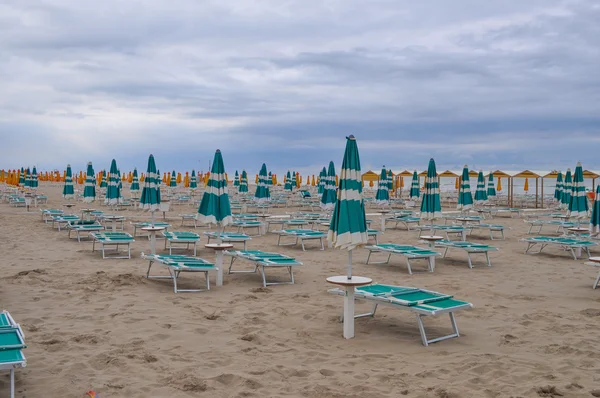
[346,250,352,279]
[151,210,155,228]
[343,249,355,339]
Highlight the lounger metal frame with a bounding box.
[162,232,200,255]
[365,245,440,274]
[225,250,302,287]
[91,233,135,259]
[522,237,595,260]
[435,241,497,268]
[142,254,214,293]
[276,230,325,251]
[0,311,26,398]
[204,232,250,250]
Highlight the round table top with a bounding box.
[81,208,96,212]
[141,226,166,232]
[588,257,600,263]
[256,214,272,218]
[205,243,234,250]
[103,215,124,220]
[63,203,76,208]
[420,235,444,241]
[567,227,589,232]
[326,276,372,287]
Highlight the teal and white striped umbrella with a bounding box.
[567,162,589,218]
[474,171,488,205]
[190,170,198,189]
[328,135,368,279]
[239,170,248,193]
[387,170,393,193]
[487,172,496,198]
[590,185,600,235]
[83,162,96,203]
[169,170,177,188]
[25,167,32,188]
[130,168,140,192]
[320,161,337,210]
[63,164,75,199]
[457,165,474,211]
[374,167,390,205]
[561,169,572,210]
[198,149,233,228]
[409,170,420,200]
[19,168,25,186]
[268,171,273,186]
[117,170,123,193]
[318,167,327,194]
[100,171,107,188]
[157,170,162,187]
[31,166,38,189]
[139,154,161,212]
[284,171,293,191]
[254,163,271,202]
[420,159,442,220]
[234,170,240,187]
[105,159,122,205]
[554,172,563,203]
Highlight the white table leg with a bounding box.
[112,220,117,232]
[150,231,157,255]
[216,250,224,287]
[343,286,355,339]
[381,216,386,232]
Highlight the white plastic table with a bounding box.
[205,243,234,287]
[326,276,372,339]
[141,226,166,255]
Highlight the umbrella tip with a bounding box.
[347,135,355,140]
[216,149,221,152]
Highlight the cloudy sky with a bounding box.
[1,0,599,175]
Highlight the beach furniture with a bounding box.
[385,215,420,231]
[131,221,170,237]
[365,244,441,274]
[90,232,135,259]
[466,223,508,240]
[231,220,263,236]
[204,232,251,249]
[434,240,498,268]
[162,231,201,255]
[40,208,64,222]
[521,236,597,260]
[141,254,215,293]
[275,229,326,251]
[266,218,309,232]
[327,284,473,346]
[178,214,198,228]
[66,221,104,242]
[415,224,467,241]
[524,219,580,234]
[0,310,27,398]
[9,197,25,208]
[367,229,381,244]
[585,257,600,289]
[51,214,80,231]
[224,250,302,287]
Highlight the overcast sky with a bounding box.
[1,0,599,175]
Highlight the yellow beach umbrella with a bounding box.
[497,177,502,191]
[524,178,529,192]
[455,177,459,190]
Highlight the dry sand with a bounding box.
[1,184,599,398]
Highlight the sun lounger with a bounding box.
[131,221,171,237]
[204,232,251,249]
[90,232,135,259]
[365,244,441,274]
[434,240,498,268]
[67,221,105,242]
[415,224,467,241]
[367,229,381,244]
[141,254,215,293]
[40,208,64,222]
[224,250,302,287]
[466,223,507,240]
[525,219,580,234]
[0,310,27,398]
[179,214,198,228]
[584,257,600,289]
[231,220,263,236]
[385,216,420,231]
[162,231,201,255]
[275,229,326,251]
[51,215,80,231]
[328,284,473,346]
[521,236,597,260]
[9,197,25,208]
[266,218,309,232]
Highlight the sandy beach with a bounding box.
[1,185,599,398]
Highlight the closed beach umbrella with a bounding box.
[457,165,473,211]
[590,185,600,235]
[19,168,25,186]
[239,170,248,193]
[420,158,442,221]
[31,166,38,189]
[234,170,240,187]
[568,162,589,218]
[374,167,390,205]
[105,159,122,205]
[100,171,107,188]
[524,178,529,192]
[190,170,198,189]
[554,172,564,203]
[169,170,177,188]
[198,149,233,229]
[139,154,161,225]
[318,167,327,194]
[561,169,572,210]
[63,164,75,199]
[320,161,337,210]
[487,172,496,198]
[497,177,502,192]
[284,171,293,191]
[474,171,488,205]
[130,168,140,192]
[254,163,270,202]
[409,170,420,200]
[25,167,31,188]
[268,171,273,187]
[83,162,96,203]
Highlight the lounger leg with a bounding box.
[10,368,14,398]
[416,314,429,347]
[320,237,324,250]
[405,258,413,275]
[366,251,372,264]
[260,266,267,287]
[594,272,600,289]
[429,256,435,272]
[277,234,282,246]
[172,270,179,293]
[443,247,449,258]
[301,239,306,251]
[466,253,473,269]
[354,303,378,319]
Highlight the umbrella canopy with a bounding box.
[130,168,140,192]
[139,154,161,212]
[239,170,249,193]
[420,159,442,220]
[63,164,75,199]
[409,171,420,200]
[554,172,563,202]
[268,171,273,186]
[19,168,25,186]
[457,165,474,211]
[254,164,271,202]
[320,161,337,210]
[25,167,32,188]
[234,170,240,187]
[328,135,368,255]
[474,171,488,205]
[561,169,572,210]
[374,167,390,205]
[100,171,107,188]
[105,160,122,205]
[568,162,589,218]
[318,167,327,194]
[487,172,496,198]
[590,185,600,235]
[83,162,96,203]
[198,149,233,226]
[169,170,177,187]
[284,171,293,191]
[190,170,198,189]
[387,170,393,193]
[31,166,38,189]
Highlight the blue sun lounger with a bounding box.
[365,244,441,274]
[328,284,473,346]
[204,232,251,249]
[141,254,215,293]
[40,208,64,222]
[434,240,499,268]
[521,236,597,260]
[385,216,420,231]
[66,221,105,242]
[90,232,135,259]
[224,250,302,287]
[51,215,80,231]
[0,310,27,398]
[466,223,508,240]
[162,231,201,255]
[275,229,326,251]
